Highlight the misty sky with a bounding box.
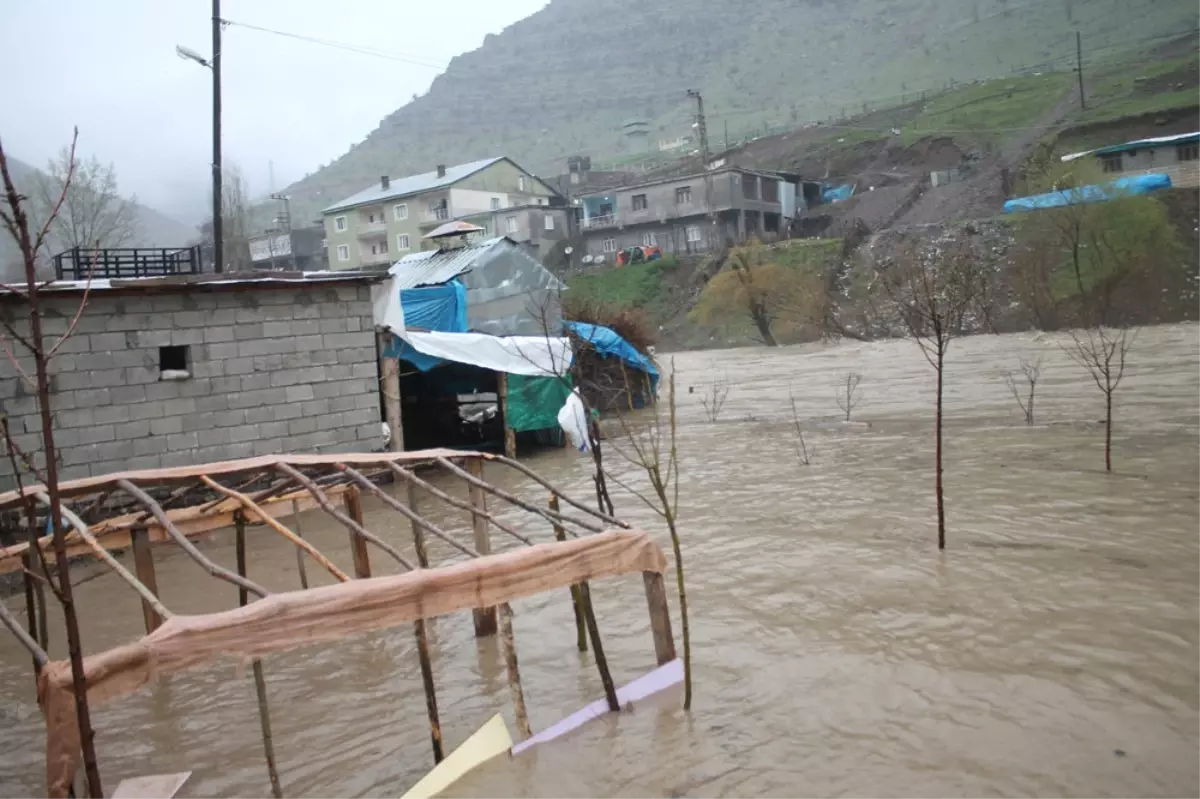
[0,0,548,224]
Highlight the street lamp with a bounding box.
[176,0,223,273]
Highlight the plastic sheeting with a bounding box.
[566,321,659,385]
[1003,173,1172,213]
[506,374,572,433]
[400,281,467,332]
[823,183,855,204]
[398,330,571,376]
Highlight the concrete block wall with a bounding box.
[0,282,382,490]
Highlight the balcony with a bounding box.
[53,246,202,280]
[360,250,393,266]
[357,220,387,237]
[582,214,618,230]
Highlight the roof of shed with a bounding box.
[322,158,505,214]
[1061,131,1200,162]
[8,270,382,297]
[386,237,514,289]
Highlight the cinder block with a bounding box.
[125,366,160,385]
[150,416,184,436]
[93,405,132,425]
[262,321,293,338]
[166,432,199,451]
[223,357,255,376]
[197,427,231,448]
[216,409,247,428]
[240,373,271,393]
[285,384,314,403]
[89,332,127,351]
[114,420,151,440]
[258,420,291,439]
[133,436,168,457]
[56,408,95,429]
[319,318,348,335]
[145,381,183,402]
[288,417,318,436]
[228,426,259,444]
[302,399,332,418]
[351,362,377,380]
[160,397,197,416]
[77,425,118,445]
[343,408,376,428]
[252,438,284,456]
[170,329,205,346]
[205,342,239,360]
[269,370,300,388]
[93,440,134,463]
[129,403,166,421]
[172,311,208,328]
[291,319,321,336]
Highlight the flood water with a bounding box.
[1,325,1197,798]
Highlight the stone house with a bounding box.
[0,273,386,490]
[1062,131,1200,189]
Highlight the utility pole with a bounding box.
[212,0,224,273]
[687,89,716,241]
[724,119,729,152]
[271,193,298,271]
[1075,31,1086,110]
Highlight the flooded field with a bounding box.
[1,324,1197,798]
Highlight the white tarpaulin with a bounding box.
[371,280,406,333]
[400,330,571,377]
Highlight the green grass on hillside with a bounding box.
[565,256,680,320]
[1075,51,1199,124]
[900,72,1074,145]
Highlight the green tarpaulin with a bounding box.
[506,373,572,432]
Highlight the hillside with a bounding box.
[275,0,1197,224]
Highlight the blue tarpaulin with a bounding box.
[565,321,659,388]
[383,280,468,369]
[1003,173,1172,214]
[823,183,855,204]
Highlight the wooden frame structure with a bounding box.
[0,450,677,798]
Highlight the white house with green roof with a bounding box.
[321,157,560,269]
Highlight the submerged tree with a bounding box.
[1004,356,1042,425]
[1063,326,1134,472]
[835,372,863,421]
[877,231,991,550]
[0,128,104,797]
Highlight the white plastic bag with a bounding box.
[557,388,591,453]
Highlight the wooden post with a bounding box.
[406,483,445,764]
[465,458,497,637]
[20,552,41,675]
[378,330,403,452]
[235,512,284,799]
[130,527,162,634]
[498,373,517,459]
[642,571,677,666]
[290,500,309,590]
[577,581,620,712]
[343,487,371,579]
[549,494,587,653]
[498,603,532,740]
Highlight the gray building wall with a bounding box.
[0,282,382,490]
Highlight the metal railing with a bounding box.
[53,246,202,280]
[582,215,618,230]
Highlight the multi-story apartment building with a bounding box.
[575,167,802,262]
[321,157,559,269]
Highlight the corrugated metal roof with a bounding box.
[1061,131,1199,162]
[322,157,505,214]
[387,237,509,289]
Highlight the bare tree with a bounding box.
[201,162,252,272]
[835,372,863,421]
[1003,356,1042,425]
[0,128,104,797]
[1063,326,1134,472]
[33,146,138,253]
[699,379,730,423]
[877,233,988,550]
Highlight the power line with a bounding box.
[222,18,448,69]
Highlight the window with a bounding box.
[686,225,702,243]
[393,203,408,221]
[518,176,526,191]
[397,233,410,251]
[491,197,501,210]
[632,194,648,211]
[371,240,388,255]
[743,175,759,200]
[675,186,692,204]
[1100,153,1123,173]
[158,346,190,380]
[336,244,350,262]
[537,198,545,205]
[334,215,347,232]
[1178,142,1198,162]
[602,238,616,253]
[505,216,518,234]
[544,215,555,231]
[642,232,657,247]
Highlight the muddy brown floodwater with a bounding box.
[1,325,1197,798]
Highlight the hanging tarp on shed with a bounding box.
[506,373,573,432]
[400,281,468,332]
[565,321,659,388]
[393,330,572,375]
[1003,173,1172,214]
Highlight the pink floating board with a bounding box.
[512,658,683,755]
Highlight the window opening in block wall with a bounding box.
[159,345,190,380]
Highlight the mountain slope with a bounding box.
[277,0,1197,224]
[1,156,197,279]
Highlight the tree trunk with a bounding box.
[1105,389,1113,472]
[935,350,946,550]
[751,304,777,347]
